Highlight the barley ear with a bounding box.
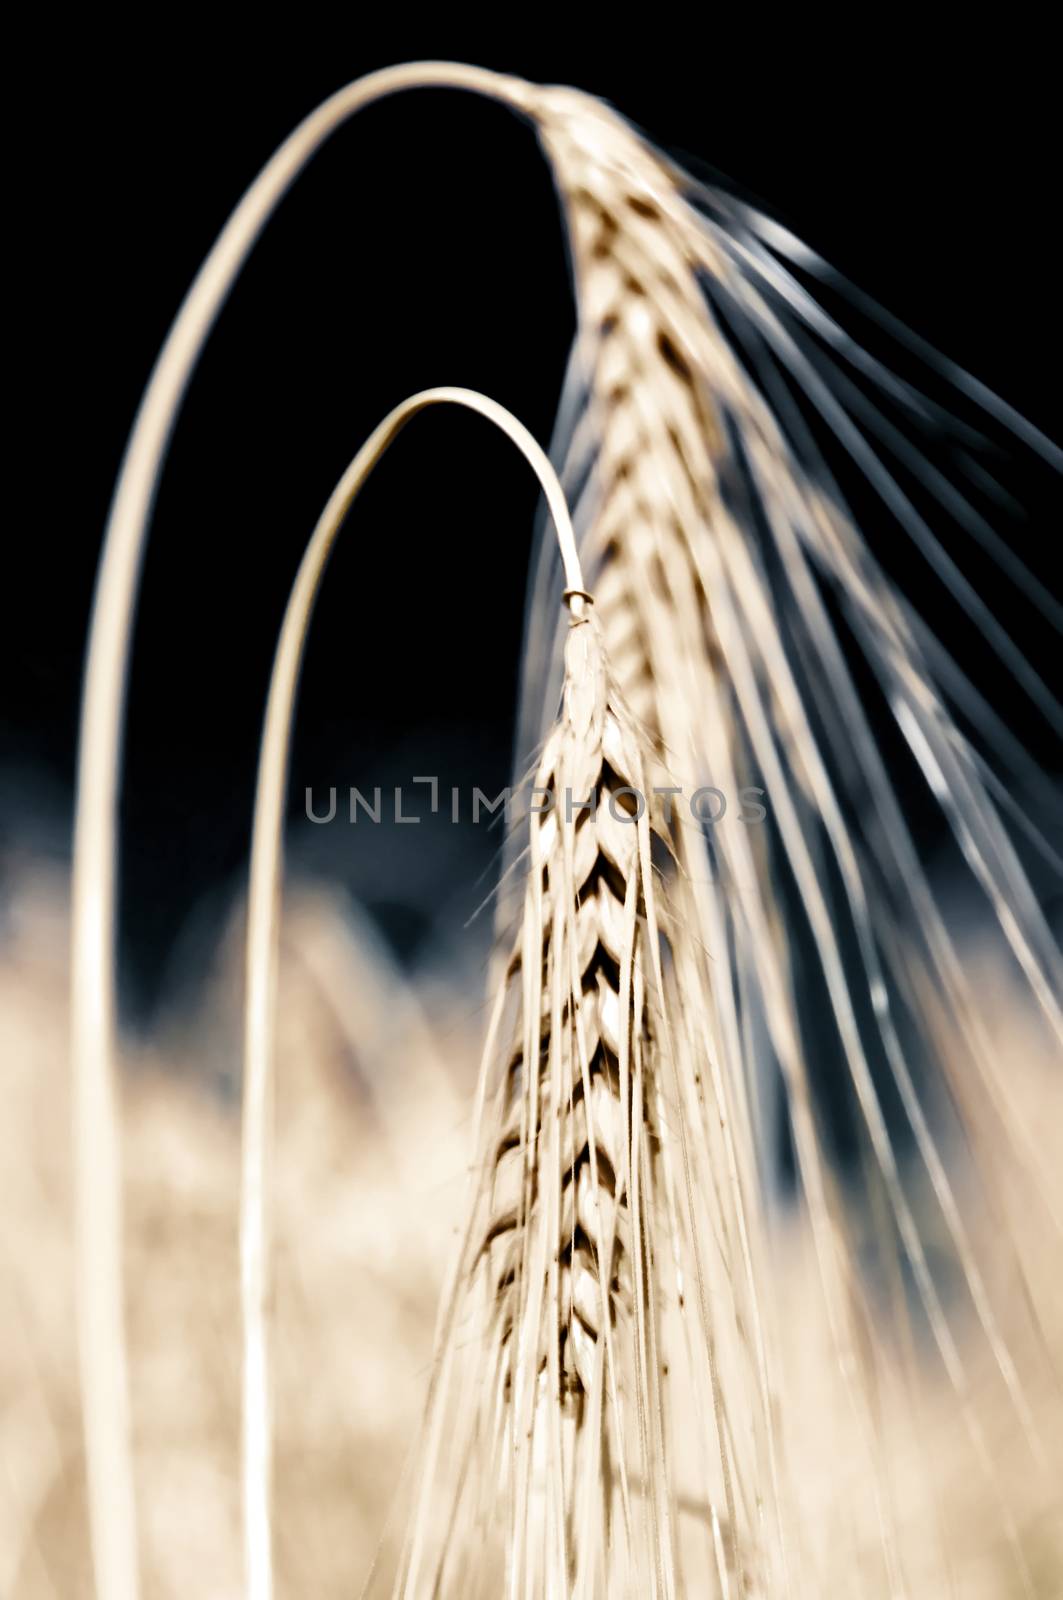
[400,577,793,1596]
[498,84,1063,1590]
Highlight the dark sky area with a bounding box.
[7,24,1060,1020]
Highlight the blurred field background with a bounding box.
[1,838,479,1598]
[3,837,1061,1597]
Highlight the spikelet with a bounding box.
[528,81,1062,1103]
[399,593,782,1598]
[529,90,732,745]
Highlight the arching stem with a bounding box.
[241,387,584,1600]
[71,63,538,1600]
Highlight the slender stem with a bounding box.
[242,386,583,1600]
[71,64,536,1600]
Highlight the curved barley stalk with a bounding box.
[242,386,584,1600]
[71,64,532,1600]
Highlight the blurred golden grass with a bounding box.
[3,865,471,1599]
[3,860,1060,1596]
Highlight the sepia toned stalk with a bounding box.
[242,387,584,1600]
[71,64,533,1600]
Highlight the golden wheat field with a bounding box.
[6,56,1063,1600]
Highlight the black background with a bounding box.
[8,24,1061,1019]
